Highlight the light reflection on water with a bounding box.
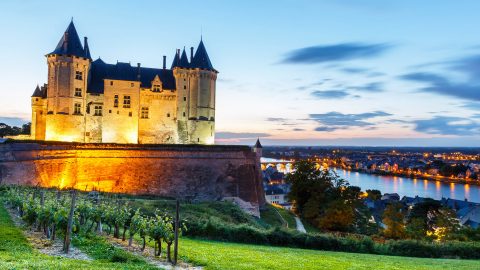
[333,168,480,203]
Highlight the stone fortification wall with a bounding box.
[0,142,265,209]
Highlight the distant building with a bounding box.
[265,186,287,205]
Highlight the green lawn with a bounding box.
[0,203,158,270]
[177,238,480,270]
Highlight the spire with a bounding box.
[83,37,92,59]
[254,138,263,148]
[178,48,190,68]
[170,49,180,69]
[49,21,86,58]
[31,85,42,97]
[191,40,216,71]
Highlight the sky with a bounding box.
[0,0,479,147]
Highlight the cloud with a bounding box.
[215,132,271,139]
[282,43,393,64]
[311,90,350,99]
[266,117,287,122]
[401,72,480,101]
[449,55,480,80]
[349,82,384,92]
[461,102,480,110]
[293,128,305,131]
[309,111,392,132]
[413,116,480,136]
[340,67,370,74]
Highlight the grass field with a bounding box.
[177,238,480,270]
[2,197,480,270]
[0,203,158,270]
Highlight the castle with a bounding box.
[31,21,217,144]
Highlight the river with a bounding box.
[333,168,480,203]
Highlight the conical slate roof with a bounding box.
[254,138,263,148]
[171,48,190,69]
[191,40,215,71]
[179,48,190,68]
[31,85,42,97]
[49,21,86,58]
[32,84,47,98]
[170,50,180,69]
[84,37,92,59]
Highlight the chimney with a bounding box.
[163,56,166,69]
[137,63,141,80]
[84,36,88,45]
[190,47,194,62]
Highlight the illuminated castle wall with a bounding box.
[31,21,216,145]
[0,142,266,214]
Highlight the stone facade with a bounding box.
[0,142,266,212]
[32,21,217,145]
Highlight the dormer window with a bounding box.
[152,84,161,92]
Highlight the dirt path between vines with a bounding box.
[6,207,92,261]
[104,235,203,270]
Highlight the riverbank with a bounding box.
[336,167,480,187]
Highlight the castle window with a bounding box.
[167,113,170,118]
[94,105,102,116]
[75,88,82,97]
[110,81,114,86]
[152,84,161,92]
[131,83,134,87]
[75,71,83,80]
[183,85,186,90]
[109,110,112,113]
[114,95,119,108]
[183,97,186,101]
[123,95,131,108]
[74,103,81,115]
[129,112,132,117]
[141,107,149,119]
[183,112,186,117]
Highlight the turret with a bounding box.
[31,84,47,140]
[44,20,92,142]
[187,39,218,144]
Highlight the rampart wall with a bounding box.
[0,142,265,210]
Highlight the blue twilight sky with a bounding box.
[0,0,479,146]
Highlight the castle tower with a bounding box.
[31,84,47,140]
[44,21,92,142]
[172,48,192,144]
[186,40,217,144]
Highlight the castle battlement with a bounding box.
[31,21,217,145]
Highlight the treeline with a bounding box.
[0,122,30,137]
[1,186,185,263]
[185,216,480,259]
[287,160,478,242]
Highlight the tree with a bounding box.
[382,203,406,239]
[365,189,382,201]
[319,200,354,231]
[129,209,147,248]
[148,213,167,257]
[21,122,31,135]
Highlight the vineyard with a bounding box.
[1,186,186,265]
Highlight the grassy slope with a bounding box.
[0,203,158,270]
[178,238,480,270]
[128,198,300,231]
